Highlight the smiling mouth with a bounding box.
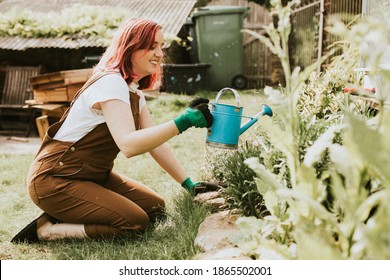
[150,60,159,65]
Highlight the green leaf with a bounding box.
[347,112,390,183]
[264,191,279,217]
[259,116,297,169]
[241,28,277,55]
[328,143,364,191]
[245,157,282,193]
[355,189,386,222]
[296,164,326,202]
[303,124,344,166]
[295,229,343,259]
[278,188,339,227]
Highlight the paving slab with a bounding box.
[0,136,41,154]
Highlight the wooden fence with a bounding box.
[291,0,363,70]
[208,0,365,88]
[362,0,390,66]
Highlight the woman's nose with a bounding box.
[155,47,164,57]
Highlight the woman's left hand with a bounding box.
[181,178,221,195]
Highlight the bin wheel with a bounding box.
[232,75,247,89]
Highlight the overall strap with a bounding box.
[59,71,117,122]
[130,91,141,130]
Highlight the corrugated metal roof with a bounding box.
[0,37,108,50]
[0,0,197,50]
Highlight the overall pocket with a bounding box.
[50,153,111,183]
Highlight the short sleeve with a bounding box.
[85,74,130,109]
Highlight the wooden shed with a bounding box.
[0,0,198,72]
[0,0,197,136]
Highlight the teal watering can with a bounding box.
[206,87,273,149]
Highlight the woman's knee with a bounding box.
[90,207,151,238]
[103,212,150,237]
[146,195,165,219]
[123,210,150,231]
[85,215,149,238]
[155,195,166,210]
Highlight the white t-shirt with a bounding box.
[54,73,146,142]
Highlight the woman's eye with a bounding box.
[149,43,164,50]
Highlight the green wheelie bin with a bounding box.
[191,6,249,90]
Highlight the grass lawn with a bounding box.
[0,89,266,260]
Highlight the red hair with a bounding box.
[94,18,162,90]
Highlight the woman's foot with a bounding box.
[12,213,88,242]
[36,216,54,241]
[11,213,54,243]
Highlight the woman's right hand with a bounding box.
[174,97,213,133]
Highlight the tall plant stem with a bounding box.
[280,22,300,188]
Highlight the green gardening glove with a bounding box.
[174,98,213,133]
[181,178,221,195]
[181,178,199,192]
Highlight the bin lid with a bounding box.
[192,5,249,18]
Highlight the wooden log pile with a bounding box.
[30,68,93,103]
[28,68,93,139]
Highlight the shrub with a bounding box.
[204,141,268,217]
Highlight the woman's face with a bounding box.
[131,29,164,82]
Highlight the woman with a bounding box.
[12,18,213,243]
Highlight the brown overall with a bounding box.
[27,72,165,239]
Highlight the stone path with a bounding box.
[192,191,250,260]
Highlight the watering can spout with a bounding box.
[239,104,273,135]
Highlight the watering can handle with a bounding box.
[215,87,240,108]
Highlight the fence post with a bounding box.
[362,0,368,16]
[317,0,325,73]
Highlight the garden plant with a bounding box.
[204,0,390,259]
